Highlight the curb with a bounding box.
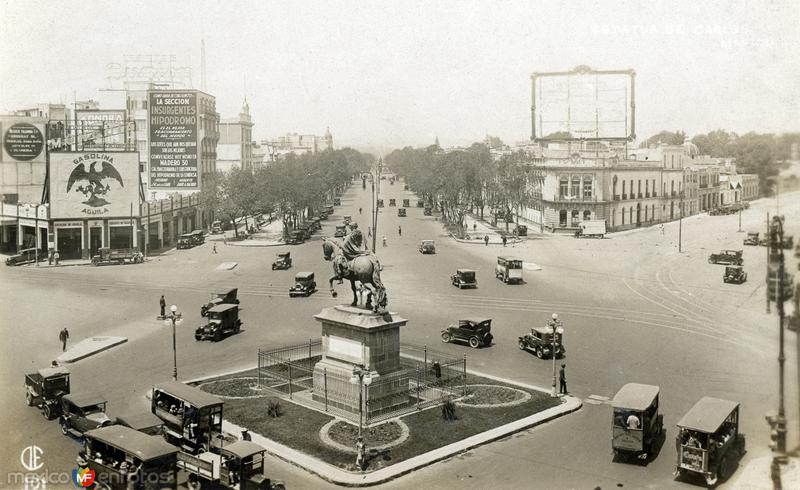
[225,240,286,248]
[193,362,580,487]
[57,336,128,363]
[449,234,523,246]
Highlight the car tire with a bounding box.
[441,332,451,343]
[708,258,713,264]
[536,348,544,359]
[518,340,526,350]
[272,264,276,270]
[60,420,69,435]
[469,337,480,349]
[26,392,34,406]
[43,404,54,420]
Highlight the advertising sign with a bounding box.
[50,152,140,218]
[148,91,198,190]
[2,123,44,161]
[75,110,129,150]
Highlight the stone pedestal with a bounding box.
[312,306,410,418]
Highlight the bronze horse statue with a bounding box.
[322,231,387,312]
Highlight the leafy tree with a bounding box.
[639,130,686,148]
[691,129,735,157]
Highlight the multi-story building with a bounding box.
[266,130,332,159]
[217,99,254,172]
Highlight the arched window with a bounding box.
[629,208,634,223]
[571,176,581,197]
[559,177,568,198]
[644,206,648,221]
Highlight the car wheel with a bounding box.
[26,392,34,406]
[469,337,480,349]
[43,404,53,420]
[518,340,526,350]
[536,348,544,359]
[60,420,69,435]
[441,332,451,343]
[272,264,276,270]
[708,258,713,263]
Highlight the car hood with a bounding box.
[86,412,112,425]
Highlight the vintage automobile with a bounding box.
[317,209,330,220]
[195,304,242,342]
[333,197,342,206]
[574,220,606,238]
[418,240,436,254]
[334,225,348,238]
[442,318,493,348]
[416,200,424,208]
[377,199,384,208]
[297,223,312,240]
[343,215,352,225]
[423,206,432,216]
[611,383,663,461]
[675,397,745,486]
[78,425,179,489]
[402,199,410,207]
[289,272,317,297]
[450,269,477,289]
[191,230,205,245]
[795,243,800,258]
[177,233,195,249]
[325,204,335,215]
[495,256,524,284]
[211,220,224,234]
[285,230,305,245]
[723,265,747,284]
[518,325,565,359]
[201,288,240,317]
[514,224,528,236]
[116,410,165,436]
[5,247,46,266]
[272,252,292,270]
[743,232,760,246]
[180,441,285,490]
[91,247,144,266]
[59,392,113,438]
[25,366,70,419]
[389,198,397,207]
[311,218,322,232]
[151,380,224,454]
[707,250,743,266]
[767,269,794,302]
[781,235,795,250]
[397,208,407,217]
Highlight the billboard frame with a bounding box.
[147,90,200,191]
[531,65,636,143]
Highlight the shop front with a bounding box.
[54,222,83,260]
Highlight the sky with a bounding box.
[1,0,798,153]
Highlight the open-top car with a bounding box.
[518,325,565,359]
[495,256,524,284]
[5,247,46,266]
[201,288,240,317]
[418,240,436,254]
[675,397,745,486]
[195,304,242,342]
[708,250,743,265]
[289,272,317,297]
[397,208,407,217]
[60,392,113,438]
[743,232,760,246]
[272,252,292,270]
[723,266,747,284]
[442,318,493,349]
[612,383,663,462]
[451,269,477,289]
[25,366,70,419]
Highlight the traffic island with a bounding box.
[192,369,580,485]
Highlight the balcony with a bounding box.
[638,193,643,198]
[613,195,620,201]
[549,195,605,203]
[622,194,627,200]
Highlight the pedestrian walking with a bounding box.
[660,223,664,235]
[398,225,402,237]
[502,235,507,247]
[54,250,60,265]
[159,295,166,318]
[473,223,477,232]
[59,327,70,352]
[212,243,217,254]
[240,429,252,441]
[368,226,372,237]
[356,437,366,470]
[484,235,489,246]
[559,364,568,394]
[359,207,362,215]
[223,235,228,245]
[382,235,387,247]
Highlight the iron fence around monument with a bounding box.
[256,341,466,426]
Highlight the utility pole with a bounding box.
[678,189,684,253]
[767,212,771,314]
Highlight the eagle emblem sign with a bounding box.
[66,155,124,208]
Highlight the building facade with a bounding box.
[217,99,254,172]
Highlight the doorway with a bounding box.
[90,227,102,256]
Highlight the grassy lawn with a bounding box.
[199,370,562,471]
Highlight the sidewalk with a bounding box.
[450,212,524,245]
[209,216,286,247]
[731,455,800,489]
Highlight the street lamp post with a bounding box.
[350,365,377,468]
[34,204,39,266]
[372,159,382,253]
[163,305,183,380]
[548,313,561,397]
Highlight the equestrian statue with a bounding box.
[322,228,387,313]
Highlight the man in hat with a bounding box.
[159,295,166,318]
[59,327,70,352]
[559,363,568,394]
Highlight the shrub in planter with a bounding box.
[441,398,457,421]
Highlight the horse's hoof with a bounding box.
[350,301,358,307]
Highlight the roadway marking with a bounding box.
[216,262,239,270]
[585,394,611,405]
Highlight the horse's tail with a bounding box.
[371,258,385,290]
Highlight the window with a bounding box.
[583,210,591,221]
[622,181,626,200]
[622,208,625,225]
[651,204,655,221]
[644,206,648,221]
[638,180,642,198]
[559,177,568,198]
[613,177,618,200]
[559,210,567,227]
[571,210,579,225]
[583,177,592,198]
[645,180,649,198]
[671,181,675,196]
[571,176,580,197]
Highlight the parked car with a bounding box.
[416,200,425,208]
[675,397,745,486]
[518,325,565,359]
[190,230,205,245]
[211,220,224,234]
[377,199,384,208]
[404,184,409,190]
[441,318,493,348]
[418,240,436,254]
[389,198,396,207]
[343,215,352,225]
[115,410,165,436]
[59,393,113,438]
[334,225,348,238]
[177,233,195,249]
[450,269,477,289]
[180,440,284,490]
[200,288,240,317]
[495,256,524,284]
[424,206,432,216]
[612,383,663,461]
[397,208,407,217]
[708,250,743,265]
[272,252,292,270]
[5,247,45,266]
[195,304,242,341]
[402,199,410,207]
[514,225,528,236]
[723,266,747,284]
[781,235,794,250]
[574,220,606,238]
[289,272,317,297]
[286,230,305,245]
[333,198,342,206]
[743,232,760,246]
[25,366,70,419]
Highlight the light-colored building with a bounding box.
[266,130,332,158]
[217,99,254,173]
